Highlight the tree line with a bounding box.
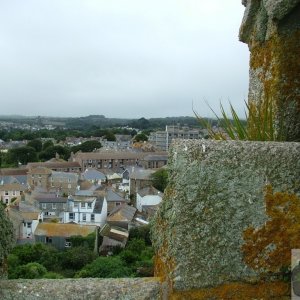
[7,225,153,279]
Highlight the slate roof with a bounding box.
[137,186,163,197]
[34,223,96,237]
[105,189,126,202]
[35,196,68,203]
[107,204,137,222]
[129,168,155,180]
[0,182,27,191]
[74,151,144,160]
[0,175,26,185]
[28,167,52,175]
[82,168,106,181]
[51,171,79,181]
[75,184,100,196]
[142,154,168,161]
[0,168,28,176]
[27,161,81,169]
[93,197,105,213]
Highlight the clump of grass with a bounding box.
[194,98,285,141]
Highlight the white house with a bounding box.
[20,211,43,239]
[136,186,163,212]
[62,196,107,227]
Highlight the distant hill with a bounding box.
[0,115,207,130]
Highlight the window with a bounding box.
[82,213,86,222]
[45,236,52,243]
[65,241,72,248]
[63,204,66,210]
[27,223,32,228]
[69,213,74,220]
[87,202,92,208]
[4,191,8,196]
[81,202,85,208]
[91,214,95,222]
[12,191,16,196]
[42,203,47,209]
[52,203,56,209]
[5,198,9,204]
[116,202,121,206]
[68,178,71,183]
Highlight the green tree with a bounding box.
[133,133,148,142]
[6,146,38,165]
[42,140,54,150]
[150,168,168,192]
[104,130,116,141]
[71,140,102,153]
[0,205,14,277]
[60,246,96,271]
[39,145,70,161]
[129,225,152,246]
[75,256,133,278]
[27,139,43,152]
[9,262,47,279]
[9,243,60,273]
[69,232,96,250]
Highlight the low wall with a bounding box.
[0,278,161,300]
[152,140,300,298]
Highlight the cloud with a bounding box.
[0,0,249,118]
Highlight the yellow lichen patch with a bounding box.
[170,281,290,300]
[154,239,175,283]
[249,29,300,139]
[242,186,300,273]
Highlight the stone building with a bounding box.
[71,150,167,171]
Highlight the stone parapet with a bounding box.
[0,278,162,300]
[152,140,300,298]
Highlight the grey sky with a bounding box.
[0,1,249,119]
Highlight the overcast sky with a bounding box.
[0,0,249,119]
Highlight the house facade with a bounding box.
[34,194,68,221]
[0,182,26,205]
[34,223,97,250]
[62,196,107,226]
[104,189,128,214]
[71,150,167,171]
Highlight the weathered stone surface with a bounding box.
[152,140,300,294]
[239,0,300,141]
[0,278,161,300]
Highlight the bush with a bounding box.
[43,272,64,279]
[129,225,152,246]
[75,256,133,278]
[60,246,97,271]
[10,262,47,279]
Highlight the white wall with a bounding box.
[136,194,162,212]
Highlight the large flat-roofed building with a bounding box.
[149,124,204,151]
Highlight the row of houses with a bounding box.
[3,152,165,252]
